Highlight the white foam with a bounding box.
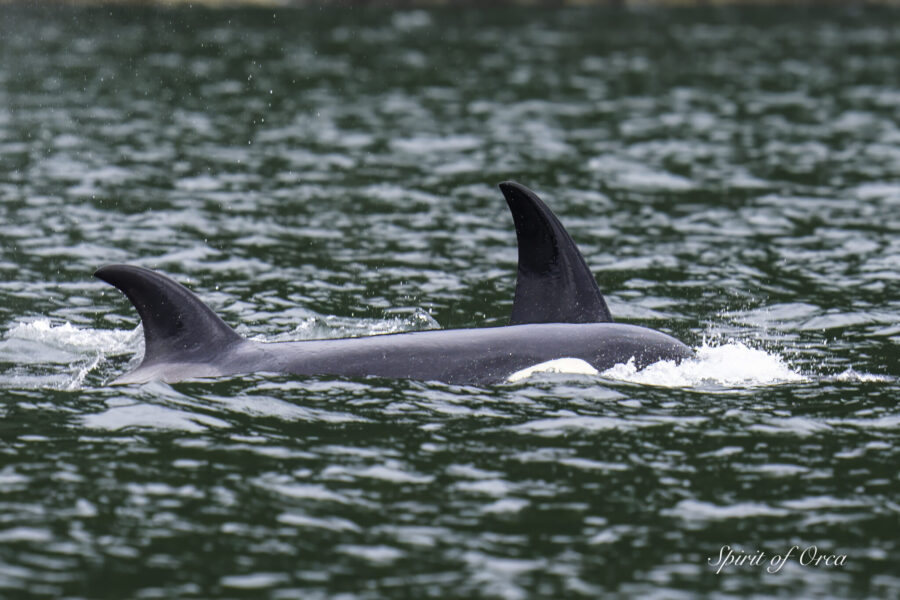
[507,358,599,383]
[832,368,892,383]
[602,341,805,388]
[7,319,138,355]
[3,319,142,390]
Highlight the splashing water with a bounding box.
[831,368,893,383]
[601,341,806,388]
[7,319,139,356]
[2,320,141,390]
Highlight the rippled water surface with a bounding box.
[1,5,899,598]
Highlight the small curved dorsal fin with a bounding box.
[95,264,243,367]
[499,182,613,325]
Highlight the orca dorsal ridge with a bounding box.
[94,264,244,369]
[499,181,613,325]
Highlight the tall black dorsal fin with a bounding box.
[499,182,613,325]
[95,264,243,367]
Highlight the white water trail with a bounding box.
[7,319,138,355]
[4,319,141,390]
[601,340,805,388]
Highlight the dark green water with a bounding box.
[1,4,899,598]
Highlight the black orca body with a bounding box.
[96,183,692,386]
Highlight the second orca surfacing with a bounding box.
[95,182,693,386]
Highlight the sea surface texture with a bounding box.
[1,5,899,598]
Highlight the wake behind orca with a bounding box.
[95,182,692,386]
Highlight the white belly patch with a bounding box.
[507,358,599,383]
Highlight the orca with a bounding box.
[95,182,692,386]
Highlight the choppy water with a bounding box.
[1,4,899,598]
